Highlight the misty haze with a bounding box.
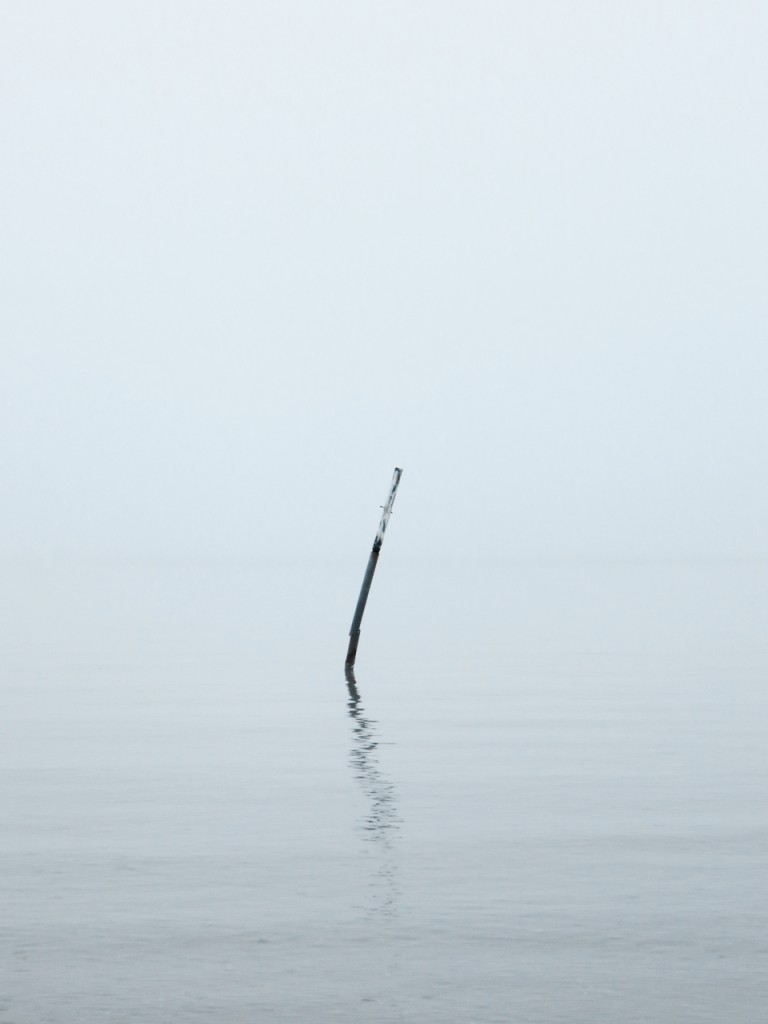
[2,3,767,1022]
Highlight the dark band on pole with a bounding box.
[345,467,403,667]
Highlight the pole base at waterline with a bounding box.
[345,629,361,668]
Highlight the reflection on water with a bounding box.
[345,665,401,915]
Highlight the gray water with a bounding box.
[2,559,766,1022]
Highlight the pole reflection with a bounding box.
[344,664,401,915]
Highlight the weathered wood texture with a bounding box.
[345,467,403,667]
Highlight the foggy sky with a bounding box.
[2,1,766,562]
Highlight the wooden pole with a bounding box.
[345,467,403,667]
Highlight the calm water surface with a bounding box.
[1,559,766,1022]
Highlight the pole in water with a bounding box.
[345,467,403,667]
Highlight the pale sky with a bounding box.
[2,1,766,561]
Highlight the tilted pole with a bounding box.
[345,467,403,667]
